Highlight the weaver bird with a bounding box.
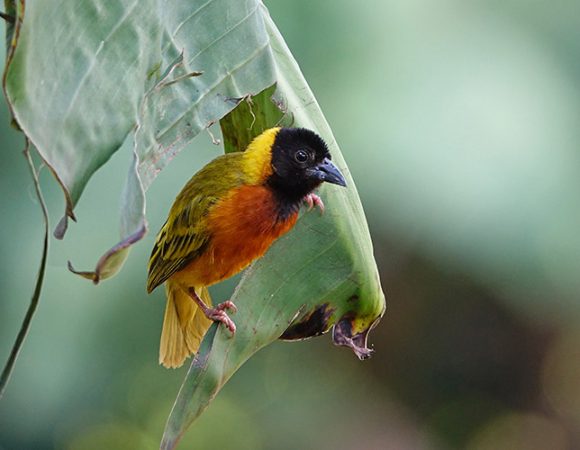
[147,127,347,368]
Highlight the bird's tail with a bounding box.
[159,280,213,368]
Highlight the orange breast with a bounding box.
[174,185,298,287]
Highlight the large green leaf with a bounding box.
[4,0,276,280]
[4,0,161,233]
[160,8,385,450]
[3,2,384,446]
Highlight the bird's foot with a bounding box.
[206,306,236,334]
[304,193,325,213]
[215,300,237,314]
[187,287,237,335]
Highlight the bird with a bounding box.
[146,127,347,368]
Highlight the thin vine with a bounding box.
[0,140,49,399]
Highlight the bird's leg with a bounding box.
[187,288,237,334]
[304,193,325,213]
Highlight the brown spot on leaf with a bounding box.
[280,303,335,341]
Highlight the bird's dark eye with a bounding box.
[294,149,309,163]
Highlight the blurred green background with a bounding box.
[2,0,580,449]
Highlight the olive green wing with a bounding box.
[146,197,213,293]
[146,153,245,292]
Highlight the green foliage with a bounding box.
[0,144,48,399]
[4,1,580,449]
[219,84,283,154]
[162,62,385,445]
[4,0,277,277]
[2,0,384,447]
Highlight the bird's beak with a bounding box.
[316,158,347,187]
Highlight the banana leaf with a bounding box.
[159,8,385,450]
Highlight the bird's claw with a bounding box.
[304,193,325,214]
[207,308,237,334]
[215,300,237,314]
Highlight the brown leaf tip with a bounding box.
[332,316,376,360]
[67,261,99,284]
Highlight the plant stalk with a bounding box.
[0,142,49,399]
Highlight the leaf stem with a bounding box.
[0,141,49,399]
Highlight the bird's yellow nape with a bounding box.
[242,127,280,185]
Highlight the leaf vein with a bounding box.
[168,0,213,44]
[187,4,260,64]
[140,38,271,175]
[60,0,140,128]
[251,238,341,331]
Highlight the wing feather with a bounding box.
[146,153,246,292]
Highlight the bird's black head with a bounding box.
[267,128,346,205]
